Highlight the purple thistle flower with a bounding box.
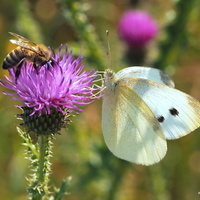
[118,10,158,48]
[0,45,99,135]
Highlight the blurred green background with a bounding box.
[0,0,200,199]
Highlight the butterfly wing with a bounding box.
[102,82,167,165]
[121,78,200,140]
[116,67,175,87]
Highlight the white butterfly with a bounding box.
[102,66,200,165]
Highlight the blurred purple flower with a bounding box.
[0,45,99,134]
[118,10,158,48]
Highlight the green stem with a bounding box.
[53,176,72,200]
[38,135,47,186]
[28,135,51,200]
[57,0,107,70]
[106,162,129,200]
[14,0,43,42]
[148,165,168,200]
[154,0,196,70]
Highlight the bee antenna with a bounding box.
[106,30,112,69]
[49,47,55,58]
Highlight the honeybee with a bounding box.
[2,32,53,79]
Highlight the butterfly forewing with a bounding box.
[122,78,200,140]
[116,67,175,87]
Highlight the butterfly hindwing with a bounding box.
[102,81,167,165]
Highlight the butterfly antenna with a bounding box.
[106,30,112,69]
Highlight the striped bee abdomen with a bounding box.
[2,47,25,69]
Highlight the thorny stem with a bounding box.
[38,135,47,186]
[19,128,69,200]
[29,135,51,200]
[154,0,196,70]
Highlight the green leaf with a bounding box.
[53,176,72,200]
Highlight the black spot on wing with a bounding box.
[169,108,179,116]
[157,116,165,123]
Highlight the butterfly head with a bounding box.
[102,69,118,95]
[104,69,115,78]
[104,69,117,83]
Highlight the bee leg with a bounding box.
[33,63,39,74]
[46,62,50,70]
[50,58,59,68]
[47,59,55,69]
[15,61,23,83]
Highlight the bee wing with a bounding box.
[9,32,33,42]
[9,32,39,53]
